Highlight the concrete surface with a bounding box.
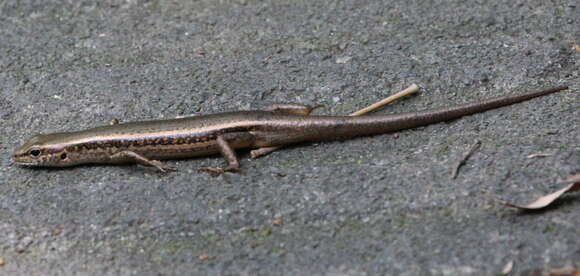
[1,0,579,275]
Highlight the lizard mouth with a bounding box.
[13,160,39,166]
[11,156,40,166]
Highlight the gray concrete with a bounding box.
[1,0,578,275]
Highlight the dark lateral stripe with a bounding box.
[74,134,222,151]
[70,125,264,152]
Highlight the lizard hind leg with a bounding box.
[199,138,240,174]
[263,103,324,116]
[199,133,255,175]
[251,104,323,159]
[253,85,420,159]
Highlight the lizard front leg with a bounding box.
[110,151,176,172]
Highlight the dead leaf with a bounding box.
[198,254,210,261]
[0,258,4,266]
[272,218,283,226]
[501,260,514,275]
[499,174,580,210]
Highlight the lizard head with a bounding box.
[13,134,73,167]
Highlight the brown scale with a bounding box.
[174,137,186,144]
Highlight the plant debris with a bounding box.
[499,174,580,210]
[501,260,514,275]
[450,140,481,179]
[349,84,419,116]
[271,218,283,226]
[526,152,553,158]
[335,56,352,64]
[198,254,211,261]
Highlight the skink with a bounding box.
[12,86,570,173]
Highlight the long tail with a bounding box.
[302,86,570,140]
[380,85,569,130]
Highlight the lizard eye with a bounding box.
[29,149,41,157]
[60,153,67,160]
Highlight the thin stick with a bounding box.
[451,140,481,179]
[350,84,419,116]
[526,153,552,159]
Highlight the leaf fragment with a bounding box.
[500,174,580,210]
[501,260,514,275]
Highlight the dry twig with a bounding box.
[451,140,481,179]
[350,84,419,116]
[526,153,553,158]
